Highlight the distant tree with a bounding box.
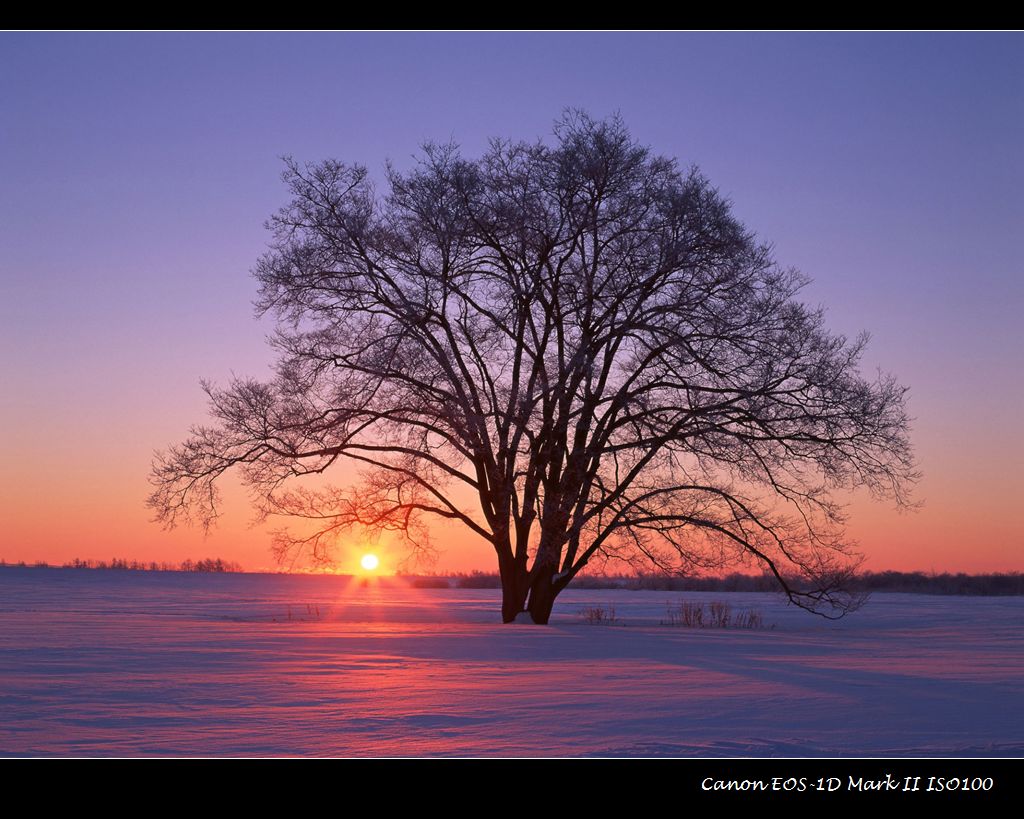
[149,112,916,623]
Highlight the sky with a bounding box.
[1,32,1021,574]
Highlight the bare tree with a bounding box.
[149,112,916,624]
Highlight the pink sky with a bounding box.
[2,33,1021,574]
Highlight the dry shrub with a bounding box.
[663,599,768,630]
[579,605,619,625]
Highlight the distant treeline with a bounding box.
[448,571,783,591]
[0,557,243,573]
[444,570,1024,596]
[4,561,1019,594]
[849,570,1024,596]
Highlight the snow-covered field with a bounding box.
[1,567,1021,757]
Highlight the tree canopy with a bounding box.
[149,112,916,623]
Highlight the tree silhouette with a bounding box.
[149,112,916,623]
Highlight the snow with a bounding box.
[1,567,1022,757]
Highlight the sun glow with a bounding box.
[360,553,380,572]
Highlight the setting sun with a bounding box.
[360,554,379,572]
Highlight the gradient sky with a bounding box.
[2,32,1021,573]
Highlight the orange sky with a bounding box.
[2,408,1021,575]
[1,314,1022,575]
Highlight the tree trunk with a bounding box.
[519,525,567,624]
[526,562,559,624]
[499,555,529,623]
[500,527,565,624]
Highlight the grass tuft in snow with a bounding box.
[579,604,619,625]
[661,599,769,629]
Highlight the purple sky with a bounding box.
[2,32,1021,571]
